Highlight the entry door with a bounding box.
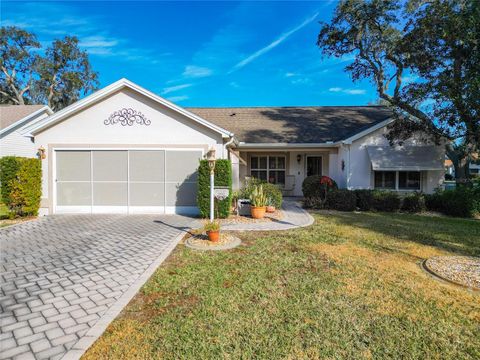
[306,156,322,177]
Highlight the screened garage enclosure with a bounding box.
[55,149,202,214]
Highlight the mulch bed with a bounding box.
[184,233,242,251]
[424,256,480,290]
[216,210,283,225]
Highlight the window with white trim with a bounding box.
[374,171,421,191]
[374,171,396,190]
[250,156,286,186]
[398,171,421,190]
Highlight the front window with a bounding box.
[374,171,421,191]
[374,171,396,189]
[250,156,286,186]
[398,171,421,190]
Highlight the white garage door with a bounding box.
[55,149,202,214]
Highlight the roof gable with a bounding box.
[27,79,233,138]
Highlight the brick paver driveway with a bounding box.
[0,214,199,360]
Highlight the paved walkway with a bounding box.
[0,215,199,360]
[222,199,313,231]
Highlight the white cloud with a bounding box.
[161,83,193,95]
[229,81,240,88]
[230,11,319,72]
[329,87,366,95]
[167,95,189,102]
[344,89,366,94]
[285,72,296,77]
[183,65,212,78]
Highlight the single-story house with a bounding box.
[0,105,53,157]
[1,78,445,216]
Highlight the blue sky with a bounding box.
[2,1,379,107]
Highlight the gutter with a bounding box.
[237,141,341,149]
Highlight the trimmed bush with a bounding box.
[0,156,23,205]
[438,187,480,218]
[197,159,232,218]
[326,190,357,211]
[425,191,443,212]
[302,197,325,209]
[0,157,42,217]
[239,178,283,208]
[401,192,426,213]
[9,158,42,216]
[302,175,337,199]
[372,191,401,212]
[354,189,374,211]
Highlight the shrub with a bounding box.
[0,156,23,205]
[440,187,480,218]
[401,192,426,213]
[354,189,374,211]
[302,175,337,199]
[303,197,325,209]
[372,191,401,212]
[0,157,42,216]
[239,178,282,208]
[197,159,232,218]
[326,190,357,211]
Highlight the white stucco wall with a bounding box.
[341,127,444,193]
[0,112,50,158]
[34,88,226,212]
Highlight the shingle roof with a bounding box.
[187,106,393,143]
[0,105,46,130]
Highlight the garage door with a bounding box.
[55,149,201,214]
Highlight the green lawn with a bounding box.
[84,212,480,359]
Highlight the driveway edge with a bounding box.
[60,230,186,360]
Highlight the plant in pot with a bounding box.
[204,221,221,242]
[266,197,276,213]
[250,185,268,219]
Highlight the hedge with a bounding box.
[197,159,232,218]
[0,157,42,217]
[0,156,22,205]
[239,178,282,208]
[326,189,357,211]
[401,192,426,213]
[371,191,401,212]
[426,187,480,218]
[302,175,337,198]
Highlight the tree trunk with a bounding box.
[454,157,469,182]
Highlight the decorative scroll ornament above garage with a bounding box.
[104,108,151,126]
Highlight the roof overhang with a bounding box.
[0,106,53,137]
[26,78,234,138]
[367,145,444,171]
[237,142,341,150]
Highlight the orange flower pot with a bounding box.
[251,206,266,219]
[207,230,220,242]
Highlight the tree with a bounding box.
[0,26,40,105]
[34,36,99,111]
[317,0,480,180]
[0,26,99,110]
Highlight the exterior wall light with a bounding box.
[38,146,46,160]
[297,154,302,163]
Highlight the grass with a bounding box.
[84,211,480,359]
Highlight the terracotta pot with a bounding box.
[251,206,266,219]
[266,206,276,213]
[207,230,220,242]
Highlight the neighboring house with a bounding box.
[17,79,444,216]
[0,105,53,158]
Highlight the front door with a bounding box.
[306,156,322,177]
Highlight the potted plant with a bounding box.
[250,185,268,219]
[266,197,276,213]
[204,221,221,242]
